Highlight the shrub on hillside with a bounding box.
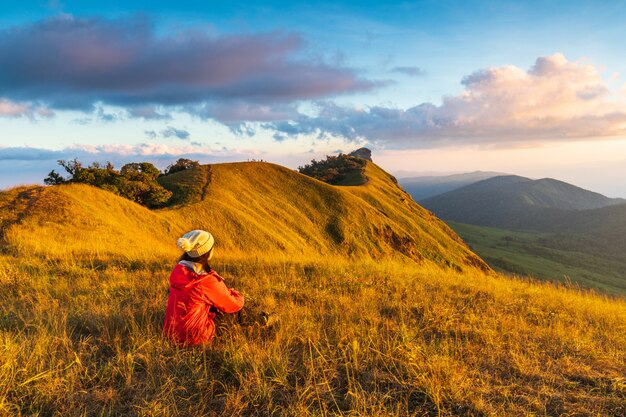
[44,159,173,208]
[298,154,366,185]
[162,158,200,175]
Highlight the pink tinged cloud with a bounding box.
[0,99,29,117]
[0,98,53,119]
[0,15,381,111]
[268,53,626,148]
[67,143,210,157]
[0,143,260,163]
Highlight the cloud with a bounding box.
[190,101,299,123]
[391,66,425,77]
[266,53,626,148]
[95,106,123,122]
[0,15,380,115]
[0,99,30,117]
[0,98,54,119]
[145,126,199,141]
[273,133,288,142]
[128,105,172,120]
[189,101,301,135]
[160,126,190,140]
[0,143,257,163]
[67,105,123,124]
[0,146,64,160]
[67,143,203,157]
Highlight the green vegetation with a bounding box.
[162,158,200,176]
[2,161,625,416]
[44,157,204,208]
[298,153,367,185]
[44,159,173,208]
[447,221,626,296]
[157,165,212,206]
[420,175,624,230]
[420,175,626,296]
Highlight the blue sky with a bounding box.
[2,1,626,196]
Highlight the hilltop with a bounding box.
[420,175,625,230]
[162,160,485,269]
[399,171,505,201]
[2,159,485,271]
[1,158,625,416]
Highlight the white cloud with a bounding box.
[267,53,626,148]
[65,143,212,157]
[0,142,273,163]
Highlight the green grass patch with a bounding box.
[448,221,626,296]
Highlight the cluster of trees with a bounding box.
[298,154,366,184]
[162,158,200,175]
[44,158,199,208]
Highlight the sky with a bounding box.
[2,0,626,196]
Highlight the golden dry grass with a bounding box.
[1,256,624,416]
[0,162,624,416]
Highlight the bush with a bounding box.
[298,154,366,184]
[44,159,173,208]
[163,158,200,175]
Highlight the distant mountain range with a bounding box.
[418,174,626,295]
[420,175,625,230]
[398,171,505,201]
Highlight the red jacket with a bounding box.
[163,263,244,346]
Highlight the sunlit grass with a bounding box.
[1,162,625,415]
[1,255,624,416]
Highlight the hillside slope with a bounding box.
[164,161,486,269]
[1,160,486,272]
[420,175,624,229]
[448,221,626,295]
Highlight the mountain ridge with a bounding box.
[420,174,625,230]
[398,171,507,201]
[1,160,488,272]
[420,174,626,294]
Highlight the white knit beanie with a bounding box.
[177,230,215,258]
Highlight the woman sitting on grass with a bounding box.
[163,229,245,346]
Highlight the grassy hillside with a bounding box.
[3,161,482,271]
[0,184,184,263]
[157,164,212,206]
[546,202,626,236]
[447,221,626,296]
[1,161,625,416]
[157,161,484,269]
[420,175,625,230]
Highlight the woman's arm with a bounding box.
[204,275,244,313]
